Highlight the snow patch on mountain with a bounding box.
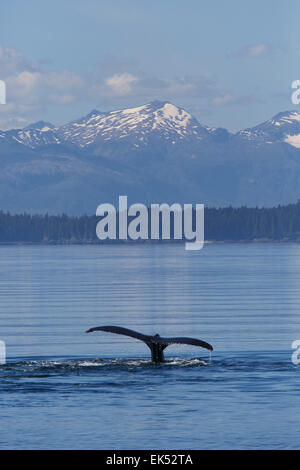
[11,128,60,148]
[57,101,207,147]
[152,103,192,135]
[284,134,300,148]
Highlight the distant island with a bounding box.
[1,202,300,244]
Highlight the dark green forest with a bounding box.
[0,202,300,243]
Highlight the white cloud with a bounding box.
[105,73,139,95]
[245,43,269,57]
[0,45,90,129]
[0,45,35,76]
[0,45,244,130]
[10,71,42,98]
[237,43,271,58]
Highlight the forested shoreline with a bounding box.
[0,202,300,243]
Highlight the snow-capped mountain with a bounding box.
[1,102,300,214]
[3,102,300,150]
[6,121,60,148]
[0,101,213,150]
[57,101,210,148]
[237,110,300,147]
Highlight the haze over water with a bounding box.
[0,243,299,449]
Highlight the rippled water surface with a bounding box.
[0,243,300,449]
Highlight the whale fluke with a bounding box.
[86,325,213,363]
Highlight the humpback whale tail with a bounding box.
[86,325,213,363]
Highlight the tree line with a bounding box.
[0,202,300,243]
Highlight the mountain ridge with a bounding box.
[2,101,300,150]
[1,101,300,214]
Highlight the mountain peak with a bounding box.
[55,101,205,147]
[270,110,300,123]
[86,109,102,118]
[254,110,300,130]
[8,120,59,148]
[148,100,171,109]
[148,100,187,114]
[24,120,55,131]
[237,109,300,148]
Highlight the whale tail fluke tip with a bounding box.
[85,325,213,361]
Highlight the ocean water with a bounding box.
[0,243,299,450]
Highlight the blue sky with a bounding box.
[0,0,299,130]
